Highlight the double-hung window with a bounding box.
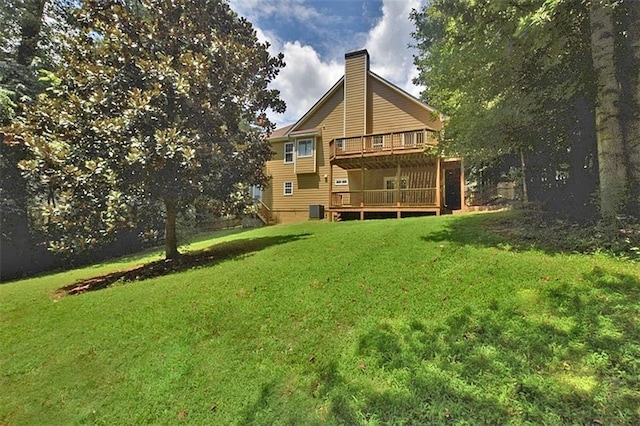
[284,142,294,164]
[283,181,293,196]
[297,139,313,158]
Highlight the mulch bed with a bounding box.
[56,233,307,297]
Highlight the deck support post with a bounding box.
[360,157,365,208]
[328,162,333,221]
[396,157,401,207]
[460,158,465,212]
[360,210,364,220]
[436,157,441,211]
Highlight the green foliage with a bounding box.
[1,214,639,424]
[412,0,599,215]
[0,85,16,125]
[9,0,285,256]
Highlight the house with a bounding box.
[261,49,464,224]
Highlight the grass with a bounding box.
[1,211,639,425]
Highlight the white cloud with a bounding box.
[271,41,343,127]
[231,0,427,127]
[228,0,321,25]
[366,0,424,97]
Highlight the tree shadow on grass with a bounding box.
[334,268,639,424]
[239,268,640,424]
[421,210,639,257]
[58,233,311,297]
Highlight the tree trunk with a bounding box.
[164,198,179,260]
[16,0,47,66]
[590,0,627,223]
[622,0,640,214]
[520,148,529,203]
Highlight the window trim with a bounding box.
[372,135,384,149]
[283,181,293,196]
[335,178,348,186]
[297,138,314,158]
[284,142,294,164]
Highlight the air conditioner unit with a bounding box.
[308,205,325,219]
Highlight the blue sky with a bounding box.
[228,0,426,127]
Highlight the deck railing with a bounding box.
[330,188,437,208]
[330,129,438,159]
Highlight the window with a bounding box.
[284,142,294,164]
[335,178,348,186]
[283,181,293,196]
[403,131,424,147]
[372,135,384,149]
[335,139,345,152]
[297,139,313,158]
[403,132,415,146]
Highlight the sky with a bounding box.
[227,0,426,128]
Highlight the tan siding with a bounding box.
[265,86,346,221]
[369,76,442,134]
[345,55,366,136]
[296,85,344,131]
[295,156,315,174]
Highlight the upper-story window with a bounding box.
[297,139,313,158]
[372,135,384,149]
[284,142,294,164]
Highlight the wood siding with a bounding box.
[369,76,442,135]
[344,53,367,136]
[265,86,347,223]
[295,138,316,174]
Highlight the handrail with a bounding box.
[330,129,438,160]
[256,200,273,225]
[330,188,437,208]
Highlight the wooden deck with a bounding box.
[329,129,438,161]
[330,188,437,208]
[329,188,441,220]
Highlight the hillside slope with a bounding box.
[1,212,639,424]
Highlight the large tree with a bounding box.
[8,0,285,259]
[412,0,639,221]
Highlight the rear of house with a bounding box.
[262,49,464,224]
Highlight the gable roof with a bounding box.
[269,124,294,141]
[270,55,441,140]
[368,71,439,116]
[288,77,344,134]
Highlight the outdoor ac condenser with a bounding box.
[309,205,325,219]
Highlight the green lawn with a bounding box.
[1,211,639,425]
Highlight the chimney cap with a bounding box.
[345,49,369,59]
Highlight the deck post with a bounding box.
[436,157,441,211]
[360,157,365,208]
[328,162,333,221]
[396,157,401,207]
[360,210,364,220]
[460,158,466,212]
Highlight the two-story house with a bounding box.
[261,49,464,224]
